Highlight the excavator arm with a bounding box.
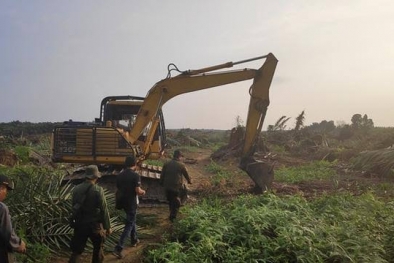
[129,53,278,155]
[127,53,278,191]
[129,53,278,153]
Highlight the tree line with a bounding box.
[0,121,61,137]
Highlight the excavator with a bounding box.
[51,52,278,201]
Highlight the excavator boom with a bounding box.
[128,53,278,150]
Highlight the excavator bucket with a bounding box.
[241,157,274,193]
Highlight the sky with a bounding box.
[1,1,393,130]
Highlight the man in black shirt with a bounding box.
[113,156,146,259]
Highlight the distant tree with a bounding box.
[336,120,347,128]
[338,124,354,141]
[267,125,275,131]
[307,120,335,133]
[268,116,291,131]
[320,120,336,132]
[235,115,244,128]
[351,113,374,130]
[294,110,305,131]
[351,114,363,129]
[308,122,320,131]
[362,114,374,129]
[0,121,58,137]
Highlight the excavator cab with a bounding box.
[100,96,166,159]
[51,96,168,202]
[51,96,166,165]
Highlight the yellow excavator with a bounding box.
[51,53,278,201]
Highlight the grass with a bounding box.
[275,160,338,184]
[205,160,231,187]
[13,145,30,164]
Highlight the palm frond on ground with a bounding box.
[4,166,127,256]
[352,148,394,178]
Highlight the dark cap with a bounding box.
[173,149,183,158]
[125,156,136,167]
[84,165,101,179]
[0,174,15,190]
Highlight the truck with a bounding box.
[51,53,278,202]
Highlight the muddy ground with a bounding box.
[52,148,389,263]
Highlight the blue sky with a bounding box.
[1,1,393,129]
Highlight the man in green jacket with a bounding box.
[69,165,112,263]
[160,149,192,222]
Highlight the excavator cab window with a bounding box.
[103,104,140,122]
[116,114,135,131]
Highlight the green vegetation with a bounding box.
[145,193,394,263]
[275,160,338,184]
[205,160,231,187]
[143,159,165,167]
[1,115,394,262]
[13,145,30,164]
[1,166,125,261]
[0,121,58,137]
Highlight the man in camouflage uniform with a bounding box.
[69,165,112,263]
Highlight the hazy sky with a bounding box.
[1,1,393,130]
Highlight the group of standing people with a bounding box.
[0,149,191,263]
